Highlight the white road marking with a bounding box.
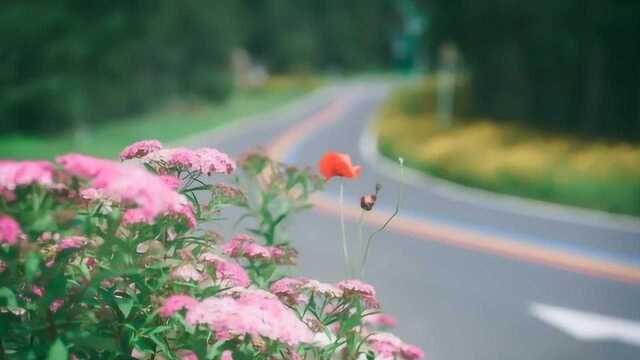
[530,303,640,347]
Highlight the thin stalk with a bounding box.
[360,159,405,277]
[356,209,365,277]
[339,182,350,277]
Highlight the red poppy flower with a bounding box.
[318,151,361,180]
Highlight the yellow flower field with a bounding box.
[376,81,640,216]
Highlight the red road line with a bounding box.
[266,91,640,286]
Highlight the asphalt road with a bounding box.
[192,82,640,360]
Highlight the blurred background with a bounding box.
[2,1,640,358]
[1,0,638,215]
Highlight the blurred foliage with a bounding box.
[1,1,399,136]
[391,76,473,117]
[0,78,315,160]
[422,0,640,141]
[377,81,640,216]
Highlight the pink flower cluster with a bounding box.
[269,277,309,304]
[169,253,251,289]
[57,154,192,225]
[0,160,55,200]
[79,187,106,201]
[0,214,21,245]
[270,277,347,305]
[142,146,235,175]
[368,332,424,360]
[171,264,204,282]
[58,235,87,251]
[184,288,314,346]
[336,279,379,308]
[363,313,398,328]
[159,294,199,318]
[119,139,163,161]
[198,252,250,287]
[159,175,182,190]
[221,234,291,263]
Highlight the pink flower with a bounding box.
[175,350,198,360]
[168,202,197,229]
[193,148,236,175]
[198,253,250,288]
[337,279,379,308]
[0,214,21,245]
[143,148,196,170]
[186,289,313,346]
[58,154,188,223]
[58,236,87,251]
[220,234,251,257]
[171,264,203,282]
[368,333,424,360]
[121,208,151,226]
[198,252,226,263]
[402,344,425,360]
[40,232,54,241]
[336,279,376,297]
[0,188,15,201]
[159,175,182,190]
[220,350,233,360]
[50,299,65,312]
[32,285,45,297]
[214,259,250,288]
[131,348,148,359]
[143,147,235,175]
[302,280,343,298]
[364,313,397,328]
[0,160,55,193]
[79,187,106,201]
[270,277,309,304]
[57,153,112,179]
[221,234,286,262]
[159,295,198,318]
[120,140,162,161]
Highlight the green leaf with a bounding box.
[342,311,362,333]
[47,338,68,360]
[145,325,171,336]
[0,287,18,308]
[116,297,134,319]
[260,263,277,281]
[149,333,170,355]
[25,252,41,281]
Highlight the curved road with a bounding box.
[191,82,640,360]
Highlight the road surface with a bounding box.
[190,81,640,360]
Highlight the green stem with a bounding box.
[339,182,350,277]
[180,185,211,193]
[0,338,6,360]
[356,209,365,277]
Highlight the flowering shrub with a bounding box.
[0,141,422,359]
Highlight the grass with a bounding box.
[0,75,321,160]
[376,79,640,217]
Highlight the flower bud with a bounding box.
[360,194,377,211]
